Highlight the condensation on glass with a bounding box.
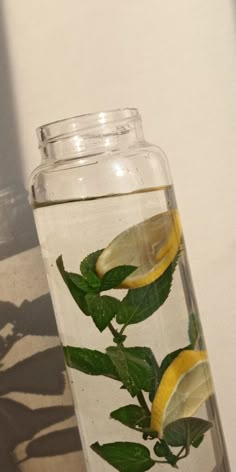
[30,109,230,472]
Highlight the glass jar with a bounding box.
[30,108,230,472]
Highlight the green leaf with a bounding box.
[91,441,155,472]
[80,249,104,279]
[164,417,212,448]
[100,265,137,291]
[192,434,204,448]
[56,256,90,316]
[130,347,159,394]
[80,249,103,290]
[159,345,191,381]
[85,294,121,332]
[146,353,160,403]
[153,440,177,466]
[63,346,119,380]
[86,271,101,290]
[68,273,95,293]
[76,297,91,316]
[113,334,127,344]
[57,256,83,297]
[110,405,150,430]
[188,313,201,348]
[153,440,169,457]
[116,257,178,326]
[106,346,156,396]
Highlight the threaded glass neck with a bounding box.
[37,108,144,161]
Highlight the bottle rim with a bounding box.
[37,108,141,149]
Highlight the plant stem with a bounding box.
[154,460,170,464]
[137,391,151,415]
[108,322,119,338]
[177,447,190,462]
[176,446,185,458]
[177,451,189,461]
[119,323,128,336]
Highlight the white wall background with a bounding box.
[2,0,236,468]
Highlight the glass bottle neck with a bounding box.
[37,108,144,162]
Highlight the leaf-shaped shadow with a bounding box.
[0,446,21,472]
[0,398,75,450]
[0,295,57,337]
[32,405,77,436]
[16,296,57,337]
[25,427,81,459]
[0,346,65,395]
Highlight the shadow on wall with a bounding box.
[0,2,38,261]
[0,296,81,471]
[0,4,82,471]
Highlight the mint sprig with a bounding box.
[57,247,211,471]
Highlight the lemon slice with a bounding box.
[96,209,182,288]
[151,350,214,437]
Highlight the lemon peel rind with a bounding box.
[151,350,213,437]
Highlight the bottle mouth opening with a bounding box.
[37,108,141,149]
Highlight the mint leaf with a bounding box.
[68,273,95,293]
[56,256,90,316]
[100,265,137,291]
[153,440,170,457]
[80,249,104,279]
[86,271,101,290]
[57,255,83,297]
[113,334,127,344]
[80,250,103,290]
[145,352,160,402]
[106,346,156,396]
[131,347,160,394]
[188,313,201,348]
[110,405,150,430]
[91,441,155,472]
[192,434,204,448]
[63,346,119,380]
[75,296,91,316]
[153,440,177,466]
[116,257,177,326]
[164,417,212,448]
[159,345,191,380]
[85,294,121,332]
